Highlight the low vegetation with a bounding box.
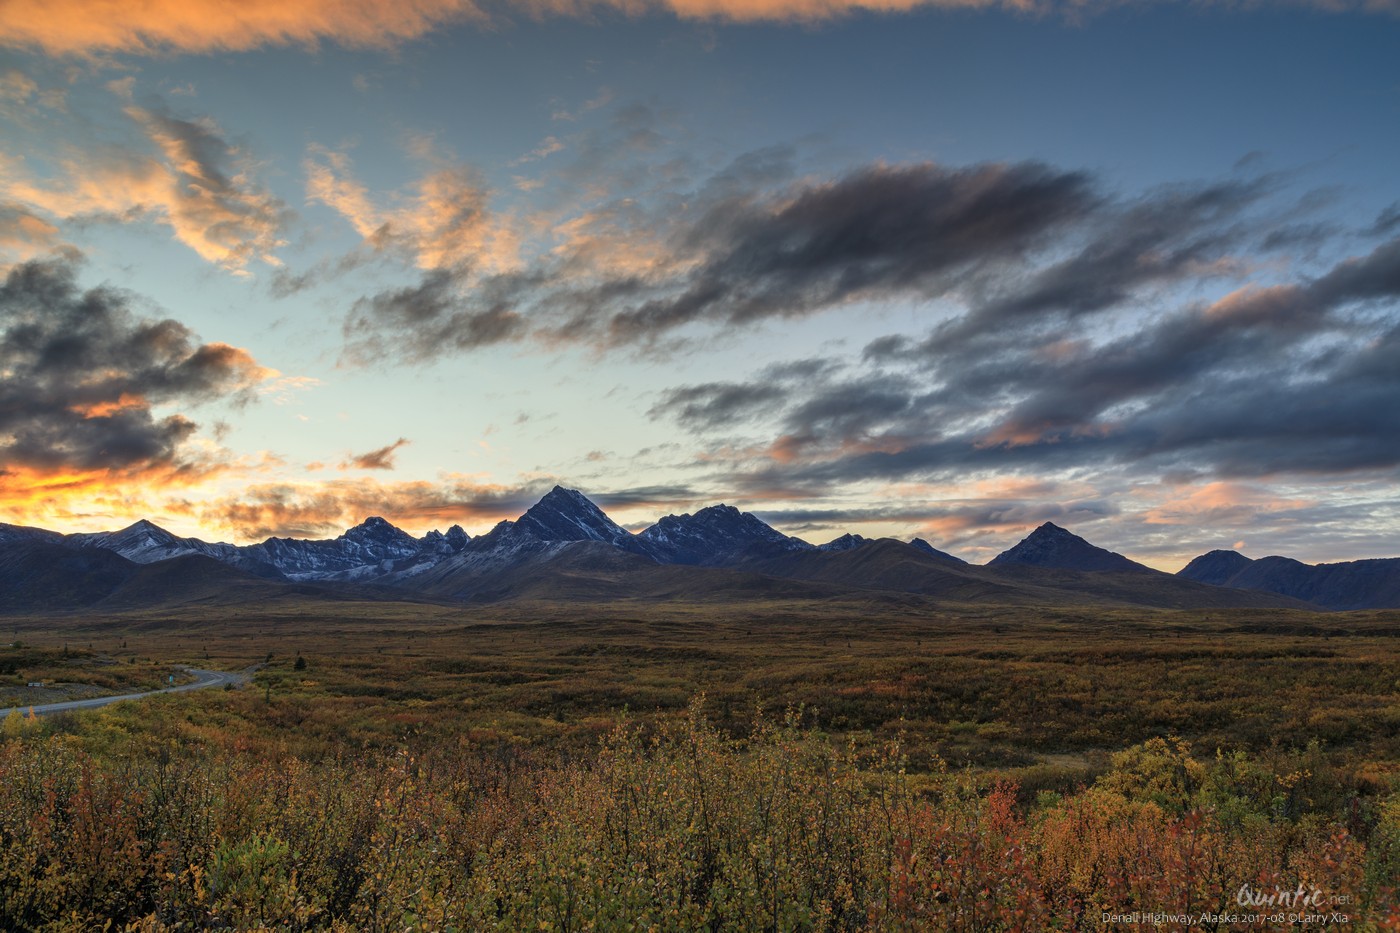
[1,599,1397,930]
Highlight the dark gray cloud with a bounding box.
[0,255,266,474]
[339,153,1327,369]
[343,159,1102,361]
[961,177,1268,326]
[601,161,1097,344]
[592,484,702,511]
[647,357,844,431]
[649,381,788,431]
[346,147,1365,372]
[1371,202,1400,237]
[1259,222,1338,253]
[343,269,527,363]
[657,233,1400,494]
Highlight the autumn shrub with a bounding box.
[1,709,1397,931]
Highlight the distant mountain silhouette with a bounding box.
[1178,549,1255,586]
[989,523,1153,574]
[1178,549,1400,611]
[908,538,966,565]
[3,489,1393,613]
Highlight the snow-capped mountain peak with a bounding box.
[514,486,633,545]
[638,503,813,565]
[341,516,417,548]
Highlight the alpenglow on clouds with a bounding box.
[0,0,1397,569]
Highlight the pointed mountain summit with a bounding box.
[419,524,471,556]
[515,486,635,546]
[77,518,181,554]
[69,519,245,566]
[908,537,966,565]
[455,486,660,563]
[340,516,419,551]
[638,504,813,565]
[246,516,421,580]
[988,522,1152,574]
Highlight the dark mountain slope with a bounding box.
[752,539,1046,605]
[417,539,853,604]
[1178,549,1255,586]
[1179,551,1400,610]
[92,554,314,611]
[0,542,137,612]
[989,522,1153,574]
[908,538,965,565]
[986,562,1315,611]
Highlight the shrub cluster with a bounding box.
[1,704,1396,931]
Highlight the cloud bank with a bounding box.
[0,256,272,483]
[3,0,1396,57]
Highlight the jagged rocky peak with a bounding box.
[420,524,471,556]
[515,486,631,544]
[638,503,813,565]
[651,504,791,540]
[819,533,868,552]
[988,522,1152,574]
[342,516,412,541]
[338,517,420,559]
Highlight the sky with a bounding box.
[1,0,1399,569]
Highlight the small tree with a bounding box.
[293,656,307,672]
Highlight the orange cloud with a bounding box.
[1141,481,1313,525]
[69,392,147,419]
[197,477,541,540]
[340,437,411,471]
[0,202,65,264]
[3,0,1395,58]
[305,145,519,275]
[0,458,234,532]
[0,0,487,57]
[3,104,286,272]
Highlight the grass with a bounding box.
[1,597,1398,929]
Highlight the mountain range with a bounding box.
[1,486,1396,614]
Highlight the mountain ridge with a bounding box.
[1177,549,1400,611]
[4,489,1396,612]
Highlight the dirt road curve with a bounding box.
[0,667,249,719]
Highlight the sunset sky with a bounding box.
[2,0,1398,568]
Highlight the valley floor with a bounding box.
[1,598,1397,929]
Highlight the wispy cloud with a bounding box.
[510,136,565,166]
[305,144,519,274]
[0,202,66,265]
[653,231,1400,507]
[3,99,288,273]
[341,437,411,471]
[342,158,1101,360]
